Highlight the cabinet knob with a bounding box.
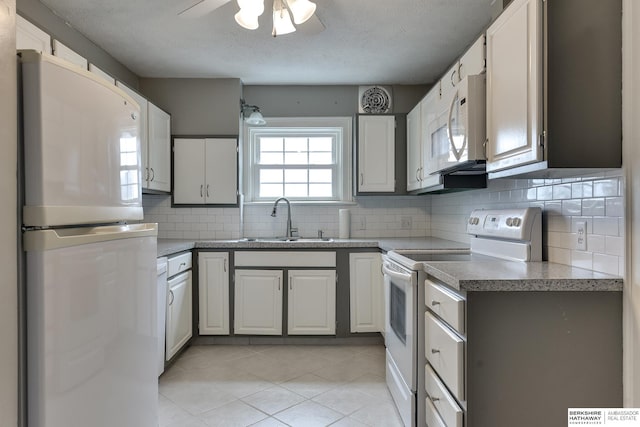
[431,396,440,402]
[206,184,210,197]
[168,289,174,306]
[431,300,440,306]
[431,348,440,354]
[150,168,155,181]
[200,185,204,197]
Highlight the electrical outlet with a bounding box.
[358,216,366,230]
[401,216,412,230]
[576,221,587,251]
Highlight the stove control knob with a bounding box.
[513,217,522,227]
[468,218,474,225]
[506,217,513,226]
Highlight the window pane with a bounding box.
[284,184,308,197]
[309,137,333,152]
[309,152,333,164]
[260,184,283,198]
[309,169,332,183]
[260,169,283,184]
[259,152,284,165]
[260,137,284,152]
[285,137,308,152]
[285,152,308,164]
[285,169,308,183]
[309,184,332,197]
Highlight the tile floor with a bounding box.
[159,344,404,427]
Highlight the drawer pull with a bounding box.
[431,348,440,354]
[168,289,174,305]
[179,262,186,268]
[431,396,440,402]
[431,300,440,306]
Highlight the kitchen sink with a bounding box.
[240,237,334,243]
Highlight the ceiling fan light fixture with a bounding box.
[235,9,259,29]
[286,0,316,25]
[237,0,264,16]
[272,2,296,36]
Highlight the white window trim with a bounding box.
[243,117,353,204]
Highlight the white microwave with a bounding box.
[426,74,486,175]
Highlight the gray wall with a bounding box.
[16,0,139,87]
[1,1,18,425]
[243,84,430,117]
[139,78,242,136]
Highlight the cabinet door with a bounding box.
[459,35,486,80]
[147,103,171,192]
[288,270,336,335]
[349,253,383,333]
[52,39,87,69]
[357,115,395,192]
[173,138,206,204]
[406,103,422,192]
[166,271,192,360]
[198,252,229,335]
[17,15,51,53]
[235,270,283,335]
[116,81,149,185]
[421,88,440,181]
[486,0,543,173]
[205,138,238,204]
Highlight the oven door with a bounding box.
[382,256,416,391]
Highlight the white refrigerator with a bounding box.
[20,51,159,427]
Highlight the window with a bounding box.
[245,117,352,203]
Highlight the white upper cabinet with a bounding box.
[52,39,88,69]
[173,137,238,205]
[406,102,422,192]
[458,35,486,81]
[116,82,171,193]
[486,0,543,174]
[147,103,172,192]
[16,16,51,54]
[357,115,395,193]
[485,0,621,178]
[89,63,115,85]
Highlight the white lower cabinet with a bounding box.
[166,270,192,360]
[198,252,229,335]
[234,270,283,335]
[288,270,336,335]
[349,252,383,333]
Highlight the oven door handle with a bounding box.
[382,262,413,282]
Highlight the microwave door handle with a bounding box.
[382,263,413,282]
[447,89,465,162]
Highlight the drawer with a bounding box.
[168,252,192,277]
[425,364,463,427]
[425,311,465,401]
[425,396,447,427]
[425,279,465,334]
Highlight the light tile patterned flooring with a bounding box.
[159,344,404,427]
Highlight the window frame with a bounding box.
[243,117,353,204]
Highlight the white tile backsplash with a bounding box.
[143,170,624,276]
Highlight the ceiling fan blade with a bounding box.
[297,14,325,35]
[178,0,232,18]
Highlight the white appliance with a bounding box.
[426,74,486,175]
[20,50,159,427]
[382,207,542,426]
[156,257,168,376]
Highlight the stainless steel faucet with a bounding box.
[271,197,297,239]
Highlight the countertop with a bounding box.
[156,237,622,292]
[156,237,468,257]
[423,259,623,292]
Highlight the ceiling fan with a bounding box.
[178,0,325,36]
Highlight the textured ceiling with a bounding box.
[39,0,494,84]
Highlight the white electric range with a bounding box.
[382,207,542,427]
